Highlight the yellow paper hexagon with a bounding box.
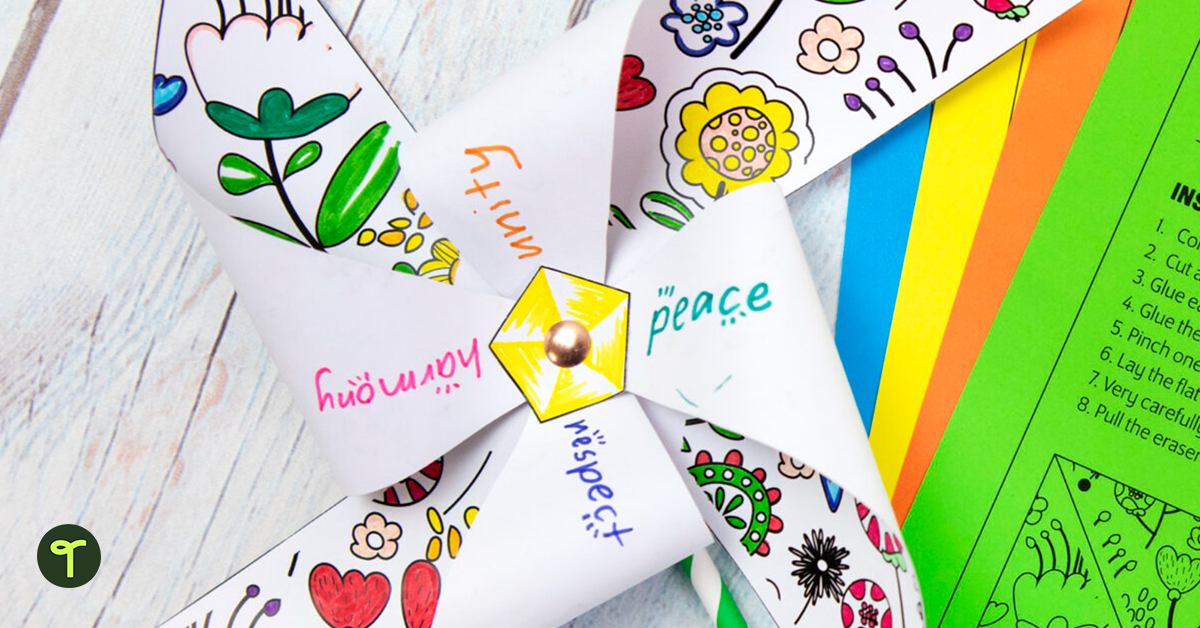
[491,268,628,421]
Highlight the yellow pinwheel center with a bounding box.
[491,268,629,422]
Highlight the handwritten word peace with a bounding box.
[647,282,773,355]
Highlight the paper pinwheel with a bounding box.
[153,0,1073,626]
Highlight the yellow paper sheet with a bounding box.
[869,39,1036,495]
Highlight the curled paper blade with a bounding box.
[156,410,526,628]
[607,0,1082,279]
[620,182,891,527]
[399,0,642,297]
[153,0,521,494]
[644,400,925,628]
[436,397,711,628]
[183,182,524,494]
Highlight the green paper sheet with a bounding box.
[905,2,1200,626]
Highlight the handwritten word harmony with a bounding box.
[314,338,482,411]
[463,145,542,260]
[564,417,633,547]
[647,282,773,355]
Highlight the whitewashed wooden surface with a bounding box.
[0,0,849,625]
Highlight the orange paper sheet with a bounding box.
[893,0,1136,523]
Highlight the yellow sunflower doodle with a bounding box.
[663,70,813,202]
[419,238,460,283]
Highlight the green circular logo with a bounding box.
[37,524,101,588]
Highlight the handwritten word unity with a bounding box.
[463,145,542,260]
[564,417,633,547]
[314,338,483,411]
[647,282,773,355]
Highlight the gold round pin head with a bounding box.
[544,320,592,368]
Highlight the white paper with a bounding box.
[185,181,525,494]
[620,182,891,526]
[436,396,711,628]
[645,400,924,628]
[399,0,642,298]
[157,412,524,628]
[606,0,1080,279]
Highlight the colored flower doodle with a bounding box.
[220,584,281,626]
[358,189,435,252]
[309,563,390,628]
[152,74,187,115]
[796,15,863,75]
[373,457,444,507]
[617,55,656,111]
[778,453,814,479]
[185,12,361,114]
[789,529,850,622]
[660,1,748,57]
[663,69,812,203]
[424,505,478,561]
[977,0,1031,21]
[401,560,441,628]
[840,579,891,628]
[418,239,461,284]
[857,500,905,570]
[687,449,783,556]
[350,512,403,560]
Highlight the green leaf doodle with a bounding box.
[609,205,635,229]
[206,88,349,140]
[218,153,272,195]
[234,217,304,246]
[316,122,400,247]
[284,141,322,179]
[392,261,417,275]
[641,191,693,231]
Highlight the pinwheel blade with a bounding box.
[399,0,642,298]
[435,396,711,627]
[184,182,525,494]
[621,182,892,523]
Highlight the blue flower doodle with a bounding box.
[661,1,748,57]
[152,74,187,115]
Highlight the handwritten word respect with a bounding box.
[314,338,482,411]
[647,282,773,355]
[564,418,633,547]
[463,145,542,260]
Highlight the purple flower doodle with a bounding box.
[661,1,748,57]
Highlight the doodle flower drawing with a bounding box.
[840,579,891,628]
[663,69,812,202]
[350,512,403,560]
[185,12,360,112]
[977,0,1031,21]
[661,1,748,57]
[419,238,461,283]
[797,15,864,75]
[789,529,850,621]
[1115,481,1155,517]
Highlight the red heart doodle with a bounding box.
[617,55,656,111]
[309,563,391,628]
[401,560,441,628]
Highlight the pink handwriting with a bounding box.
[315,338,482,412]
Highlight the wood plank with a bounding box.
[0,0,58,139]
